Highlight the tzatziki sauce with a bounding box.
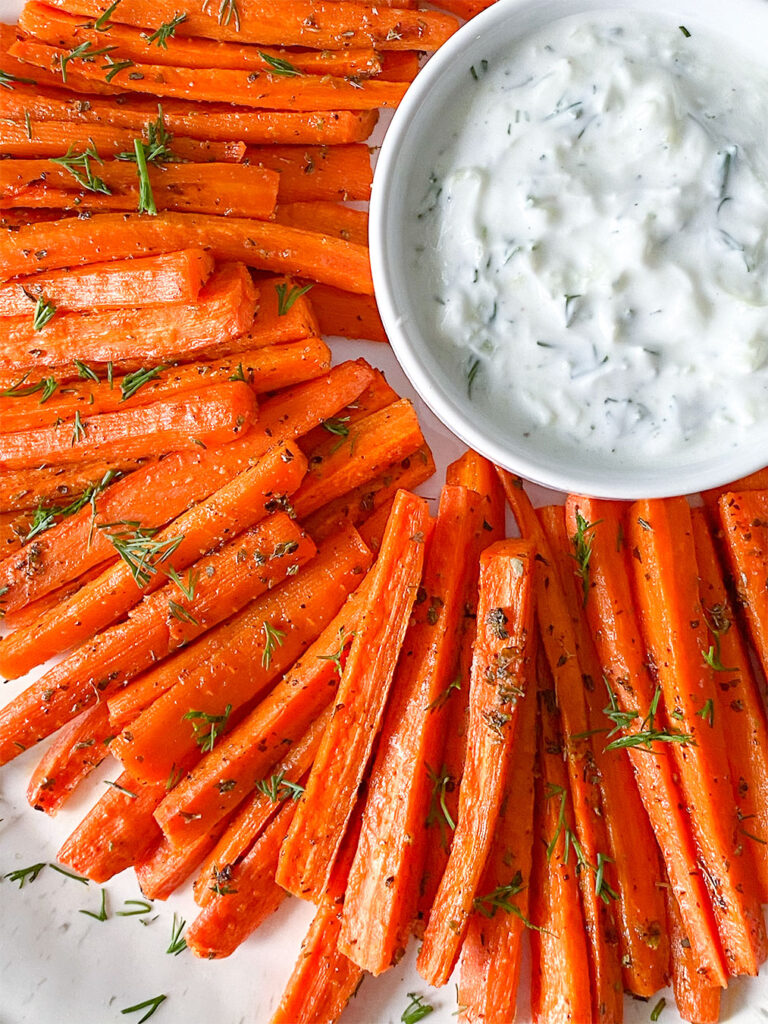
[408,11,768,468]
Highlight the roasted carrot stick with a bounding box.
[0,360,373,613]
[153,567,373,845]
[0,513,312,767]
[308,283,387,342]
[223,273,318,352]
[629,497,767,976]
[540,503,669,998]
[40,0,459,51]
[4,84,379,144]
[530,653,594,1024]
[114,527,370,788]
[434,0,496,19]
[446,449,506,544]
[0,23,116,95]
[497,471,623,1020]
[691,507,768,901]
[0,509,29,554]
[338,485,484,973]
[26,703,115,815]
[565,495,728,988]
[194,707,332,908]
[0,443,307,677]
[0,458,143,514]
[274,205,368,248]
[0,249,214,315]
[135,825,226,902]
[701,468,768,510]
[0,382,257,471]
[2,561,115,632]
[298,367,398,453]
[0,211,373,294]
[378,51,421,82]
[185,800,296,958]
[278,490,431,899]
[666,887,722,1024]
[718,490,768,683]
[417,538,535,986]
[457,661,536,1024]
[57,771,165,883]
[247,144,371,202]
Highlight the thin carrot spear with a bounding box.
[135,824,227,902]
[446,449,506,544]
[666,887,722,1024]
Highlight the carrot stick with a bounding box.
[0,22,116,95]
[298,367,398,453]
[378,51,421,82]
[2,560,115,631]
[39,0,459,51]
[701,468,768,510]
[0,509,28,555]
[247,144,371,202]
[26,703,116,815]
[4,84,380,144]
[0,458,145,513]
[565,496,728,988]
[718,490,768,683]
[338,485,484,973]
[0,249,213,317]
[691,506,768,901]
[446,449,506,544]
[416,538,535,986]
[0,360,373,613]
[308,283,387,343]
[530,651,594,1024]
[223,274,319,353]
[135,824,227,902]
[0,211,373,294]
[10,39,409,110]
[539,503,669,998]
[434,0,496,19]
[0,382,257,471]
[0,117,245,162]
[194,707,332,908]
[0,443,307,677]
[114,527,371,788]
[152,566,373,845]
[277,490,431,899]
[497,471,623,1020]
[57,770,165,883]
[629,496,767,976]
[0,262,258,370]
[666,887,722,1024]
[456,659,536,1024]
[0,513,312,767]
[274,205,368,247]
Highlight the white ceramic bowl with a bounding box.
[370,0,768,499]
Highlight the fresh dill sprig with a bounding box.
[166,913,187,955]
[0,370,58,403]
[425,763,456,850]
[275,281,313,316]
[120,994,167,1023]
[23,289,56,331]
[98,523,183,587]
[79,888,108,921]
[602,681,692,752]
[570,510,602,606]
[257,51,302,77]
[3,862,47,888]
[261,619,286,668]
[183,704,232,753]
[71,410,87,445]
[0,68,37,89]
[401,993,434,1024]
[255,770,305,803]
[147,13,188,48]
[120,364,166,401]
[50,142,110,194]
[117,899,153,917]
[59,41,117,83]
[92,0,124,31]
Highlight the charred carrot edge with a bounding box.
[26,703,116,816]
[118,527,369,790]
[539,504,669,998]
[457,660,537,1024]
[530,650,593,1024]
[691,507,768,902]
[277,490,431,900]
[185,800,296,959]
[195,707,332,908]
[0,361,373,614]
[0,513,312,767]
[565,495,728,987]
[135,824,227,903]
[152,565,374,846]
[666,887,723,1024]
[247,145,372,203]
[57,770,165,883]
[338,485,485,974]
[629,497,767,976]
[497,470,623,1022]
[0,444,307,679]
[417,538,535,987]
[308,283,387,343]
[446,449,506,544]
[274,206,369,248]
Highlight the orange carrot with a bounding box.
[701,468,768,509]
[0,249,214,315]
[278,491,431,899]
[0,509,28,554]
[0,211,374,293]
[667,887,722,1024]
[308,283,387,343]
[26,703,116,815]
[10,39,409,110]
[0,22,116,95]
[0,360,373,612]
[718,490,768,682]
[0,457,145,513]
[0,513,312,767]
[274,205,368,247]
[435,0,496,19]
[298,367,398,453]
[114,527,370,788]
[57,770,165,883]
[338,485,484,973]
[446,449,506,544]
[40,0,459,51]
[2,560,115,631]
[457,660,536,1024]
[416,539,535,986]
[0,382,257,471]
[194,707,332,908]
[224,274,319,352]
[247,144,371,202]
[497,471,623,1020]
[152,568,373,845]
[378,51,421,82]
[530,652,594,1024]
[629,497,767,976]
[0,443,307,678]
[691,506,768,901]
[135,824,227,902]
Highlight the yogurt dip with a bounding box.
[408,11,768,468]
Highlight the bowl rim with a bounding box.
[369,0,768,499]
